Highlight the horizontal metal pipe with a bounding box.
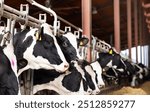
[146,18,150,24]
[4,5,23,17]
[3,10,40,28]
[142,2,150,9]
[28,16,42,24]
[4,4,42,25]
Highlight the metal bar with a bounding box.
[3,4,42,25]
[127,0,132,59]
[3,11,40,28]
[144,11,150,17]
[82,0,92,62]
[114,0,120,52]
[134,0,138,63]
[142,2,150,9]
[3,5,23,17]
[138,0,142,63]
[146,18,150,24]
[26,0,57,35]
[10,19,16,35]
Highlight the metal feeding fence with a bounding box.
[0,0,125,95]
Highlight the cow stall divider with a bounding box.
[0,0,135,95]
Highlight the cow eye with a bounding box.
[62,42,68,47]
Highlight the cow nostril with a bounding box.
[88,90,92,94]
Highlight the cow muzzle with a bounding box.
[55,62,69,73]
[98,85,105,89]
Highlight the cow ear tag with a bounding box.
[38,35,42,41]
[79,41,84,46]
[35,31,39,40]
[35,31,42,41]
[79,37,89,46]
[109,49,113,54]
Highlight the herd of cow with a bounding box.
[0,23,150,95]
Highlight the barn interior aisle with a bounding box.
[0,0,150,95]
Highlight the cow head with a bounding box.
[13,23,69,75]
[130,63,145,87]
[97,51,126,71]
[90,61,105,89]
[102,67,119,86]
[56,32,89,63]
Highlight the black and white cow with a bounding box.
[13,23,69,76]
[98,50,149,87]
[102,67,119,86]
[56,32,105,89]
[138,63,150,81]
[97,50,127,75]
[0,45,19,95]
[97,50,130,86]
[56,32,105,88]
[33,60,101,95]
[32,32,104,95]
[128,62,149,87]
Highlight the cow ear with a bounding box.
[78,37,89,46]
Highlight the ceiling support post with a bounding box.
[82,0,92,62]
[127,0,132,59]
[134,0,138,63]
[114,0,121,52]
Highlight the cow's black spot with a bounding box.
[33,69,61,85]
[62,67,82,92]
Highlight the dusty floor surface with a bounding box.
[106,81,150,95]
